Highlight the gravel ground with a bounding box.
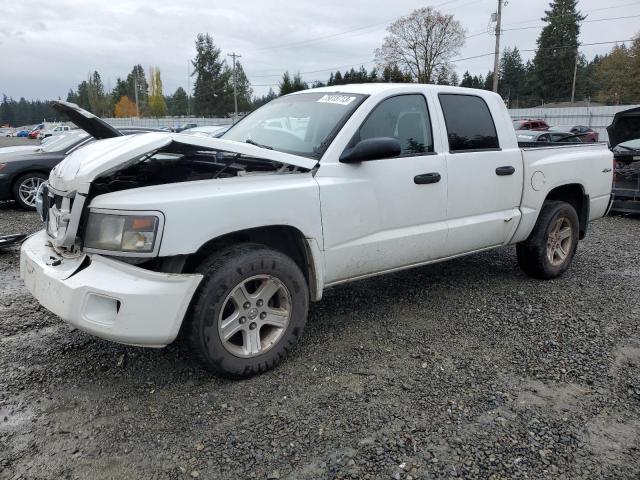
[1,140,639,478]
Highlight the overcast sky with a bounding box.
[1,0,638,100]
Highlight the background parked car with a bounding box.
[14,130,30,137]
[28,129,40,139]
[172,122,198,132]
[516,129,583,144]
[181,125,230,138]
[512,119,550,131]
[38,124,71,139]
[551,125,599,142]
[0,119,163,209]
[0,128,13,137]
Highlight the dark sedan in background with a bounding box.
[515,129,583,146]
[0,101,162,209]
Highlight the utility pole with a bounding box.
[187,59,191,116]
[570,52,578,104]
[134,78,140,117]
[492,0,503,93]
[228,52,241,122]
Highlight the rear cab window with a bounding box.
[438,94,500,152]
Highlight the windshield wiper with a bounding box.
[245,139,273,150]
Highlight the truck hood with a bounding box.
[50,100,122,139]
[48,132,318,193]
[607,106,640,147]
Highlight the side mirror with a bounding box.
[340,137,402,163]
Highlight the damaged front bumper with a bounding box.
[20,230,202,347]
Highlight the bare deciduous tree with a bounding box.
[375,8,466,84]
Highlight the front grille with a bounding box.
[41,185,84,249]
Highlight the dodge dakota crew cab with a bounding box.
[20,85,613,377]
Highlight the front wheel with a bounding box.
[517,201,580,279]
[186,243,309,377]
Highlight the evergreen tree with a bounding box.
[171,87,189,115]
[449,71,460,86]
[279,71,307,95]
[126,65,149,114]
[228,61,253,112]
[252,88,277,109]
[460,71,473,88]
[112,78,129,106]
[76,81,91,111]
[499,47,526,106]
[531,0,585,101]
[483,71,494,91]
[191,33,231,116]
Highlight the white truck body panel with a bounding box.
[21,83,614,347]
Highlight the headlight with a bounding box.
[84,211,162,255]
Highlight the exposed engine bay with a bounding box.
[90,143,309,197]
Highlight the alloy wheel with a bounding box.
[18,176,45,207]
[217,275,292,358]
[546,216,573,266]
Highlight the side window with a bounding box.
[358,95,433,155]
[439,94,500,152]
[538,134,550,142]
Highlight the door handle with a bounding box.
[495,166,515,176]
[414,172,441,184]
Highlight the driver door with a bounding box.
[316,93,449,285]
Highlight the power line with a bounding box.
[465,2,640,39]
[502,14,640,33]
[501,0,640,28]
[253,0,483,52]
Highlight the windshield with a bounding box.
[614,138,640,151]
[222,92,366,158]
[40,130,89,152]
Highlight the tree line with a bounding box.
[1,0,639,127]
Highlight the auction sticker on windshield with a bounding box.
[317,94,357,105]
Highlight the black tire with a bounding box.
[186,243,309,378]
[12,172,47,210]
[517,200,580,280]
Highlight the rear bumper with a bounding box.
[611,198,640,213]
[611,189,640,213]
[20,230,202,347]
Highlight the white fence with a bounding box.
[508,105,640,144]
[103,117,233,129]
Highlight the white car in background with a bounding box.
[0,127,14,137]
[38,125,72,140]
[182,125,231,138]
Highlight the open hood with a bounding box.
[50,100,122,139]
[607,106,640,147]
[48,132,318,194]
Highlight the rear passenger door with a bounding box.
[437,93,523,255]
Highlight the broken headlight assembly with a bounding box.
[83,209,164,257]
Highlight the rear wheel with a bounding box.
[517,201,579,279]
[12,172,47,210]
[186,243,309,377]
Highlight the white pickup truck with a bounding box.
[20,85,613,377]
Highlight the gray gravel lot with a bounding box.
[0,136,639,479]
